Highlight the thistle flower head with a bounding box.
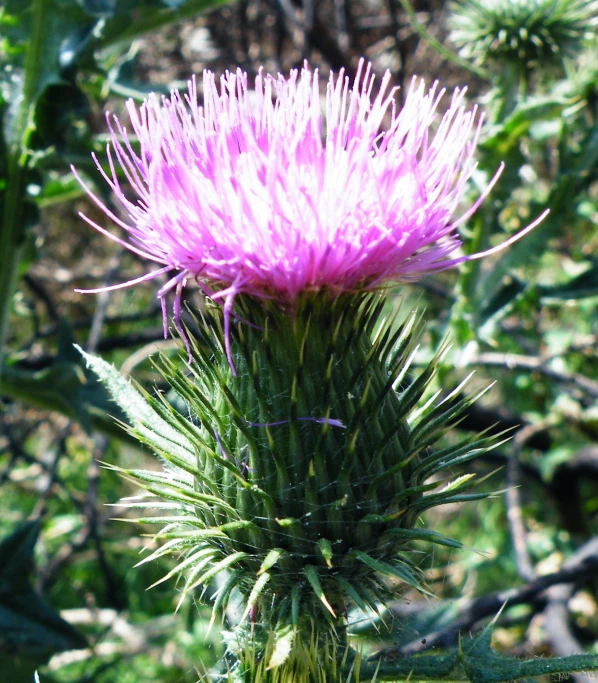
[75,61,548,675]
[74,61,542,362]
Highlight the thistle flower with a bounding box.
[76,62,546,679]
[73,61,543,364]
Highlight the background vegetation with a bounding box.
[1,0,597,681]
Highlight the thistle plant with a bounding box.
[75,63,547,681]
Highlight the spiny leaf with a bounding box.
[112,515,204,526]
[412,429,500,479]
[318,539,334,568]
[108,499,189,511]
[134,540,214,568]
[109,467,236,514]
[381,527,462,549]
[303,566,336,617]
[352,551,429,594]
[266,624,297,670]
[78,348,189,444]
[258,548,286,575]
[240,572,271,624]
[409,382,493,449]
[440,473,477,493]
[115,476,237,515]
[147,547,219,588]
[208,569,243,634]
[414,491,489,514]
[291,584,301,627]
[354,649,460,681]
[365,480,439,510]
[334,577,378,615]
[185,552,249,595]
[155,528,229,541]
[176,553,237,612]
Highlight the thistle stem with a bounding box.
[0,0,48,374]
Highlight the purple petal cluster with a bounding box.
[74,61,542,355]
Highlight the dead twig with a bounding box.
[468,351,598,399]
[543,584,594,683]
[506,422,549,583]
[374,536,598,659]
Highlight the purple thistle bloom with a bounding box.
[73,60,545,363]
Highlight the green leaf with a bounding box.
[2,0,230,106]
[0,0,231,367]
[0,326,131,436]
[0,522,87,660]
[34,173,85,207]
[0,0,82,367]
[98,0,231,48]
[476,276,527,338]
[2,1,90,134]
[481,96,568,159]
[0,360,113,435]
[539,260,598,301]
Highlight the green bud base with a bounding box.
[81,293,504,679]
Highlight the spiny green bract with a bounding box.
[83,293,502,663]
[216,627,377,683]
[449,0,598,71]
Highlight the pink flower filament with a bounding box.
[73,60,546,368]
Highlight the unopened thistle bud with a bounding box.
[449,0,598,74]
